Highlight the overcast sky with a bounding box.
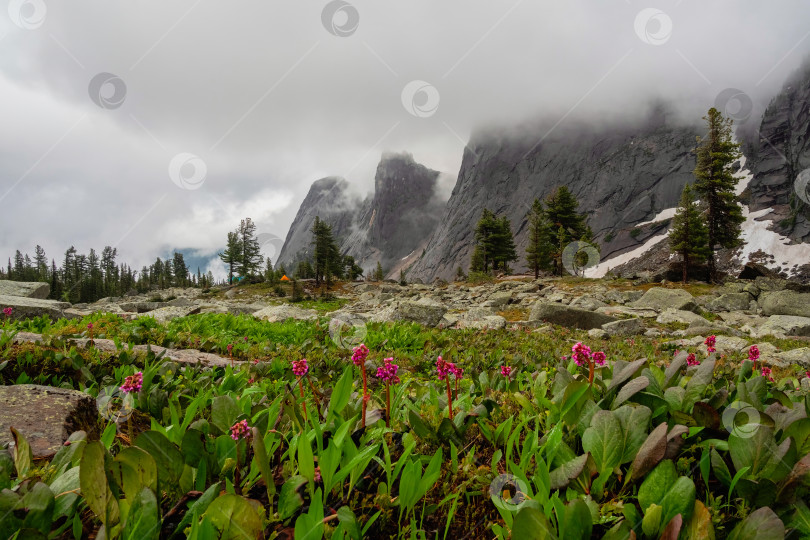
[1,1,809,279]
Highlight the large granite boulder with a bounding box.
[631,288,699,313]
[755,315,810,338]
[0,280,50,299]
[374,299,448,327]
[253,304,318,323]
[529,302,617,330]
[707,293,754,312]
[0,295,71,320]
[602,318,645,336]
[455,307,506,330]
[119,301,169,313]
[656,308,709,326]
[132,305,202,324]
[0,385,98,459]
[760,291,810,318]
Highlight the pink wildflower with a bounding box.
[351,343,369,366]
[686,353,700,366]
[87,323,93,330]
[229,419,250,441]
[227,343,234,354]
[761,366,774,382]
[592,351,606,367]
[375,357,400,384]
[243,336,249,342]
[2,307,11,317]
[500,365,512,379]
[571,342,592,367]
[748,345,760,362]
[292,358,309,377]
[120,371,143,393]
[704,335,716,354]
[436,356,454,381]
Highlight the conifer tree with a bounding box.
[237,217,263,278]
[693,107,745,282]
[219,230,241,284]
[669,184,710,283]
[525,198,553,278]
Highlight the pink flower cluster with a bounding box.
[500,365,512,379]
[571,342,606,367]
[761,366,774,382]
[2,307,11,317]
[704,335,716,354]
[120,371,143,393]
[230,419,250,441]
[292,358,309,377]
[686,353,700,366]
[376,357,400,384]
[351,344,369,366]
[436,356,462,381]
[748,345,760,362]
[87,323,93,330]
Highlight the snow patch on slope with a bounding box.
[586,154,807,278]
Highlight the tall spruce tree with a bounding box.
[311,216,342,287]
[492,216,517,272]
[219,230,241,284]
[543,186,588,275]
[669,184,710,283]
[237,218,263,278]
[525,198,553,278]
[693,107,745,282]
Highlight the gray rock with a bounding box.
[456,307,506,330]
[656,309,710,326]
[569,295,607,311]
[631,287,699,313]
[0,385,98,459]
[760,290,810,318]
[0,280,50,299]
[602,317,645,336]
[253,304,318,322]
[167,297,196,307]
[133,305,202,324]
[707,293,754,312]
[714,336,750,353]
[484,291,513,308]
[0,295,71,320]
[597,305,659,318]
[774,348,810,368]
[588,328,609,339]
[529,302,617,330]
[119,301,168,313]
[755,315,810,338]
[374,299,447,327]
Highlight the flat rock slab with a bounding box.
[0,281,50,299]
[12,332,237,368]
[0,384,98,459]
[760,291,810,318]
[631,287,699,313]
[529,302,617,330]
[0,295,71,320]
[756,315,810,338]
[253,304,318,323]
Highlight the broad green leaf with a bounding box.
[109,446,158,502]
[727,506,785,540]
[181,429,210,468]
[79,441,119,525]
[728,425,777,479]
[558,498,592,540]
[628,422,668,482]
[297,433,314,482]
[789,501,810,536]
[408,410,434,440]
[49,466,80,519]
[210,395,239,435]
[512,506,557,540]
[278,475,307,519]
[613,376,650,408]
[664,386,685,411]
[711,448,732,486]
[642,503,662,537]
[638,460,695,529]
[294,488,324,540]
[122,487,159,540]
[251,427,275,505]
[608,358,647,391]
[20,482,54,534]
[614,404,651,464]
[683,356,715,412]
[10,427,32,478]
[134,431,184,495]
[581,410,622,473]
[328,366,354,418]
[549,454,588,490]
[205,494,263,540]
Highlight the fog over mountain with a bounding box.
[1,1,809,279]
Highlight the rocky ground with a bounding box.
[3,274,809,368]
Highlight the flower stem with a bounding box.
[445,379,454,420]
[298,379,307,423]
[385,384,391,428]
[361,364,368,428]
[588,359,594,386]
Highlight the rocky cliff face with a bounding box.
[407,111,702,282]
[277,153,445,274]
[745,58,810,243]
[276,177,357,269]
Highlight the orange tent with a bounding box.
[280,275,290,281]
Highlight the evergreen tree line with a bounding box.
[290,216,363,286]
[0,245,215,303]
